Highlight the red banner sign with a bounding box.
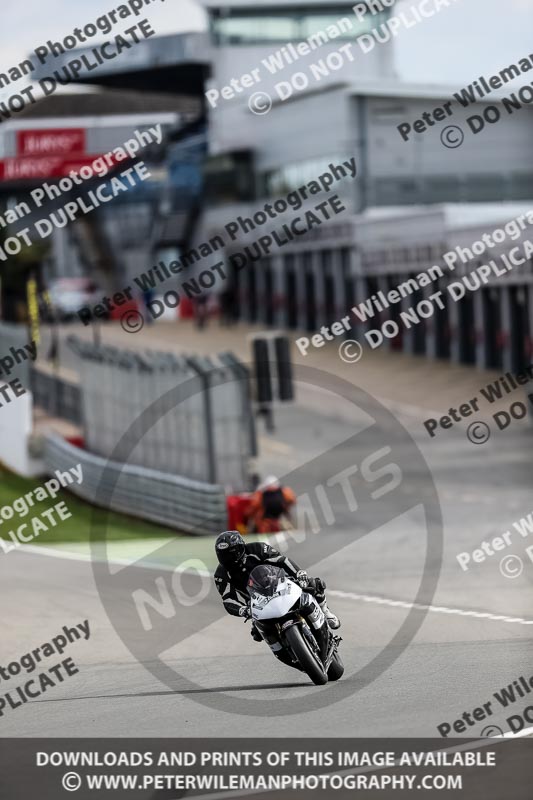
[0,154,120,181]
[17,128,86,157]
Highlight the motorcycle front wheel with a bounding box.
[285,625,328,685]
[327,650,344,681]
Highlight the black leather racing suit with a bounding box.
[214,542,327,668]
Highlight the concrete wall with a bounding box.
[207,36,396,156]
[0,390,42,477]
[367,94,533,188]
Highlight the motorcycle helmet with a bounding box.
[215,530,246,569]
[258,475,281,491]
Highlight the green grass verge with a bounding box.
[0,466,183,546]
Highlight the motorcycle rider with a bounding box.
[214,530,340,632]
[246,476,296,534]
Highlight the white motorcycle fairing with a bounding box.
[249,577,303,621]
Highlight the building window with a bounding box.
[211,7,388,45]
[299,13,385,39]
[213,14,299,44]
[204,151,256,205]
[262,155,349,196]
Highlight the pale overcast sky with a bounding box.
[0,0,532,87]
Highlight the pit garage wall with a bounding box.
[199,191,533,372]
[355,207,533,372]
[212,207,533,374]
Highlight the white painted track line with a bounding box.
[13,544,533,627]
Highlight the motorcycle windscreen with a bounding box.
[246,564,285,597]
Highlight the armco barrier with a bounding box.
[43,433,228,536]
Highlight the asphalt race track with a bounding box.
[2,379,532,739]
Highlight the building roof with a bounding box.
[267,79,522,110]
[348,80,522,104]
[12,88,202,121]
[198,0,380,7]
[30,33,210,97]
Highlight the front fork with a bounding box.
[281,613,329,664]
[299,595,329,661]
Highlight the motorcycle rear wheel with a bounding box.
[285,625,328,685]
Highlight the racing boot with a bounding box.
[320,600,340,630]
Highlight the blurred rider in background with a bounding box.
[247,476,296,533]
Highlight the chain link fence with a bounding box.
[0,322,32,389]
[67,336,256,492]
[0,323,83,423]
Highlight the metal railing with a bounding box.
[0,322,32,389]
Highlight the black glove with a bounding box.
[307,577,326,597]
[239,605,251,620]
